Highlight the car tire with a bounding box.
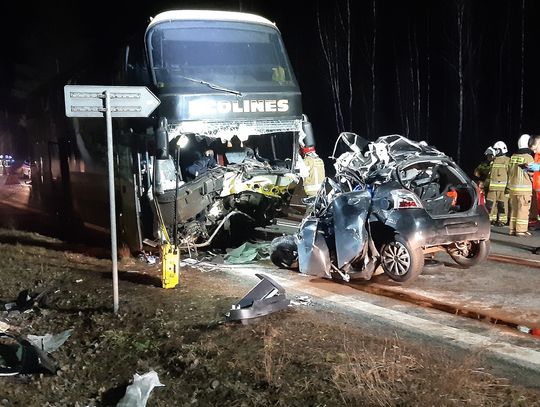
[270,235,299,270]
[447,240,490,268]
[380,236,424,283]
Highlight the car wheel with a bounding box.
[380,236,424,282]
[270,235,299,270]
[447,240,490,268]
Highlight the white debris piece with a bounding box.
[0,320,12,333]
[290,295,314,306]
[117,370,164,407]
[27,329,73,353]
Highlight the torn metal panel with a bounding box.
[333,191,371,269]
[297,218,331,278]
[227,273,290,320]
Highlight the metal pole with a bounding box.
[105,90,119,313]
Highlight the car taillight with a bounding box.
[476,185,486,206]
[390,189,423,209]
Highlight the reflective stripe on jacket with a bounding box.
[487,155,510,191]
[507,153,534,194]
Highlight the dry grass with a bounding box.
[329,334,533,407]
[261,325,290,388]
[331,334,420,406]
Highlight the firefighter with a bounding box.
[507,134,535,236]
[473,146,496,193]
[486,141,510,226]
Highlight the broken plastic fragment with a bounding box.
[116,370,164,407]
[27,329,73,353]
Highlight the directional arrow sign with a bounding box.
[64,85,160,118]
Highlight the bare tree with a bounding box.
[316,2,345,133]
[316,0,354,134]
[426,14,431,143]
[394,40,408,137]
[519,0,525,132]
[347,0,353,129]
[456,1,464,164]
[371,0,377,137]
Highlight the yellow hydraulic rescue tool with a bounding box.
[160,226,179,289]
[159,140,184,289]
[153,182,180,289]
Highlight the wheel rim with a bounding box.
[381,241,411,276]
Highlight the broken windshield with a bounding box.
[146,20,298,92]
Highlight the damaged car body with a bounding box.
[271,134,491,283]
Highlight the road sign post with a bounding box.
[64,85,160,313]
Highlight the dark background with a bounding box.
[1,0,538,175]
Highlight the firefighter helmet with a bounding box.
[492,141,508,155]
[518,134,530,149]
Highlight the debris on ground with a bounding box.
[27,329,73,353]
[227,273,290,321]
[224,242,270,264]
[290,295,314,306]
[3,288,50,313]
[116,370,164,407]
[0,332,57,375]
[0,321,13,333]
[137,252,157,265]
[180,256,220,272]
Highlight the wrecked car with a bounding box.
[271,133,491,283]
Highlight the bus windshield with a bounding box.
[146,20,298,92]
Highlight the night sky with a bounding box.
[2,0,540,175]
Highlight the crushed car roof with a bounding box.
[333,134,449,183]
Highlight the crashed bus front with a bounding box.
[145,10,318,250]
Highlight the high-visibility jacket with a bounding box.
[507,151,534,194]
[533,153,540,193]
[487,155,510,191]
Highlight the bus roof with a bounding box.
[148,10,277,30]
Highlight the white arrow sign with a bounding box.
[64,85,160,118]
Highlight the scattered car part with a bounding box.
[4,288,51,312]
[26,329,73,353]
[227,274,290,321]
[0,333,57,376]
